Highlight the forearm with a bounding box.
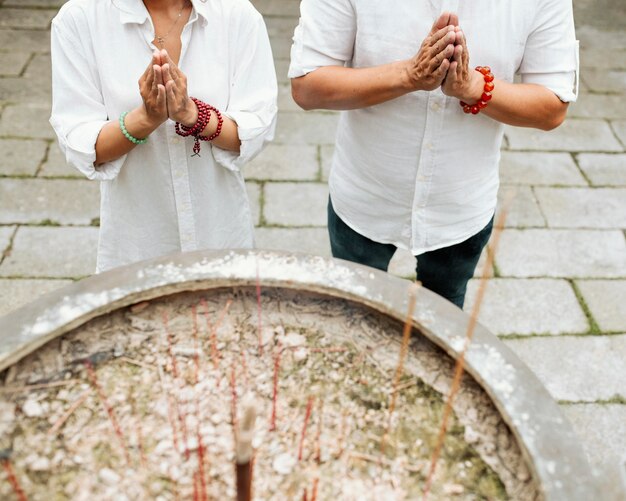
[477,80,568,131]
[291,62,414,111]
[95,107,161,165]
[198,112,241,152]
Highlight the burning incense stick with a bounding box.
[423,204,510,500]
[236,399,258,501]
[381,282,421,454]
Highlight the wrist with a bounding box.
[178,98,199,127]
[459,70,486,103]
[134,107,164,133]
[400,59,422,92]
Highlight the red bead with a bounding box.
[478,101,488,109]
[470,105,480,114]
[460,101,467,107]
[481,92,492,102]
[463,105,471,114]
[484,81,495,92]
[484,73,494,82]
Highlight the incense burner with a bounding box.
[0,250,617,500]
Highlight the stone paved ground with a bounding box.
[0,0,625,484]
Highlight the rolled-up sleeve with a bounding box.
[288,0,356,78]
[49,14,126,180]
[518,0,579,102]
[212,9,278,171]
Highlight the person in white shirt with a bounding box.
[50,0,277,273]
[289,2,578,308]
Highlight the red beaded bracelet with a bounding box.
[175,97,224,156]
[460,66,495,115]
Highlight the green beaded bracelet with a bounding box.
[119,111,148,145]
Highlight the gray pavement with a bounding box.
[0,0,624,481]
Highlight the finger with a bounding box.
[152,65,162,90]
[428,25,455,48]
[430,11,451,34]
[453,44,463,79]
[166,80,176,105]
[429,30,455,57]
[163,49,183,80]
[433,58,450,83]
[429,43,454,72]
[449,13,459,27]
[161,63,173,84]
[157,84,166,109]
[153,49,162,66]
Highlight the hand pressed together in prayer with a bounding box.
[406,12,483,103]
[138,49,197,127]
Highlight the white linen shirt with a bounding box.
[289,0,579,255]
[50,0,277,272]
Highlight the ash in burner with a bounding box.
[0,288,536,500]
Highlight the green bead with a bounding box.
[119,111,147,145]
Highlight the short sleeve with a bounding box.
[518,0,579,102]
[211,7,278,171]
[288,0,357,78]
[49,13,126,180]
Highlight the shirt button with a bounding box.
[172,137,181,144]
[425,142,433,150]
[431,102,440,111]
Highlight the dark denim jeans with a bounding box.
[327,198,494,308]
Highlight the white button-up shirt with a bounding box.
[289,0,578,255]
[50,0,277,272]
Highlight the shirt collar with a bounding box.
[112,0,209,27]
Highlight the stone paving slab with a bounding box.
[0,225,14,255]
[505,119,623,152]
[255,227,330,257]
[576,280,626,332]
[38,141,81,178]
[274,111,339,145]
[251,0,300,17]
[0,178,99,225]
[576,25,626,51]
[504,334,626,402]
[496,229,626,278]
[0,138,47,176]
[498,186,545,228]
[264,182,328,226]
[0,51,31,77]
[581,70,626,93]
[0,104,54,139]
[246,182,261,226]
[320,144,333,181]
[561,404,626,474]
[577,153,626,186]
[534,187,626,229]
[610,120,626,147]
[4,0,65,6]
[277,84,300,112]
[274,58,290,85]
[0,226,98,278]
[569,93,626,120]
[245,143,318,181]
[0,8,56,29]
[579,48,626,71]
[499,151,586,186]
[267,35,292,60]
[24,53,51,79]
[0,74,51,105]
[465,278,588,336]
[0,278,72,317]
[0,29,50,54]
[263,15,299,37]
